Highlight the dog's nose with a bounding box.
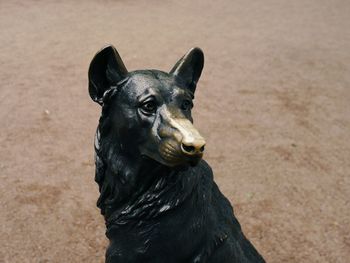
[181,140,206,155]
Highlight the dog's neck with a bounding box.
[105,163,199,234]
[94,127,201,231]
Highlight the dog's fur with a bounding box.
[88,45,265,263]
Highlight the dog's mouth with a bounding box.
[158,141,203,167]
[139,141,203,167]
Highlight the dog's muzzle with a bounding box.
[150,108,206,167]
[169,117,206,157]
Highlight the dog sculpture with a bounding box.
[88,45,265,263]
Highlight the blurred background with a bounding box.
[1,0,349,262]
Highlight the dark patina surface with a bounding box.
[88,46,265,263]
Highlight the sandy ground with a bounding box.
[0,0,349,262]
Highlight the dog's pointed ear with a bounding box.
[88,45,128,105]
[170,47,204,94]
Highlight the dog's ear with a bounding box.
[88,45,128,105]
[170,47,204,94]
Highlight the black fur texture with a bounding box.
[89,45,265,263]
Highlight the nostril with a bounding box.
[182,144,196,153]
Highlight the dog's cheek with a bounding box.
[110,107,138,142]
[114,107,137,129]
[122,110,155,145]
[135,109,155,128]
[135,112,161,148]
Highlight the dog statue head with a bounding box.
[89,46,205,167]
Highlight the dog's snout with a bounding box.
[181,141,205,155]
[170,117,206,156]
[162,108,206,160]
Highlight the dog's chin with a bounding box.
[188,156,202,167]
[142,152,202,168]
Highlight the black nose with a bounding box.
[181,142,205,155]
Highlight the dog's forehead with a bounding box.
[126,71,185,99]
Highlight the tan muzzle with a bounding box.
[169,117,206,156]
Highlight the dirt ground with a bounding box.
[0,0,349,262]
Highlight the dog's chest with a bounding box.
[106,166,216,262]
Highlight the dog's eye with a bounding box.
[182,100,193,111]
[140,101,157,115]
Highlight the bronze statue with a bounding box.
[88,45,265,263]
